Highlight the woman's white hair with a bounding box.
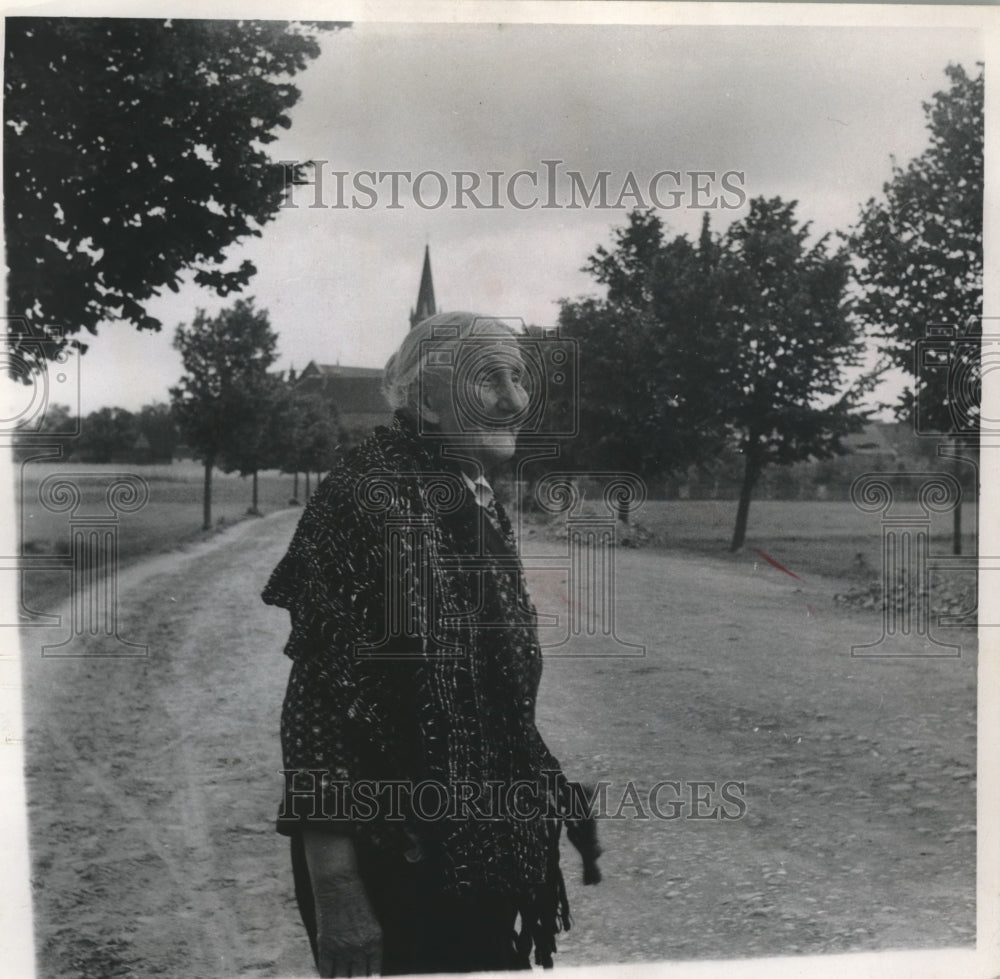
[382,311,518,413]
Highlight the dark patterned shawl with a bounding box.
[262,413,573,963]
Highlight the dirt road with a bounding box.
[19,510,976,977]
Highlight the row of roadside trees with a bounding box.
[170,299,347,530]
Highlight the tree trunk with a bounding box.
[952,449,962,556]
[202,455,214,531]
[730,453,760,552]
[249,470,260,515]
[617,500,630,524]
[305,471,311,498]
[293,471,299,500]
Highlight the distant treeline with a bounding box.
[13,402,179,463]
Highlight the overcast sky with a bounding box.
[62,16,985,415]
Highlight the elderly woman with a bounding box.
[263,312,599,976]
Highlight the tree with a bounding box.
[558,211,728,519]
[849,63,983,554]
[170,299,279,530]
[283,387,343,499]
[137,402,179,462]
[220,372,294,514]
[4,18,338,363]
[560,202,872,547]
[76,406,139,463]
[716,198,873,550]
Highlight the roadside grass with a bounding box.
[633,499,978,583]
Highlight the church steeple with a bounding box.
[409,245,437,329]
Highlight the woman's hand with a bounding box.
[302,831,383,977]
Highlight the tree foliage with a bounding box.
[74,406,138,463]
[715,198,872,549]
[13,401,180,462]
[284,387,344,479]
[558,211,725,485]
[220,373,291,474]
[849,63,983,555]
[170,299,279,529]
[137,402,180,462]
[219,371,295,513]
[4,18,336,362]
[849,62,983,434]
[560,200,872,548]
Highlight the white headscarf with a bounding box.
[382,311,519,413]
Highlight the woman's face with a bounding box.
[420,336,530,471]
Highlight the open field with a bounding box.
[14,460,303,616]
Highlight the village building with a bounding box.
[293,246,437,442]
